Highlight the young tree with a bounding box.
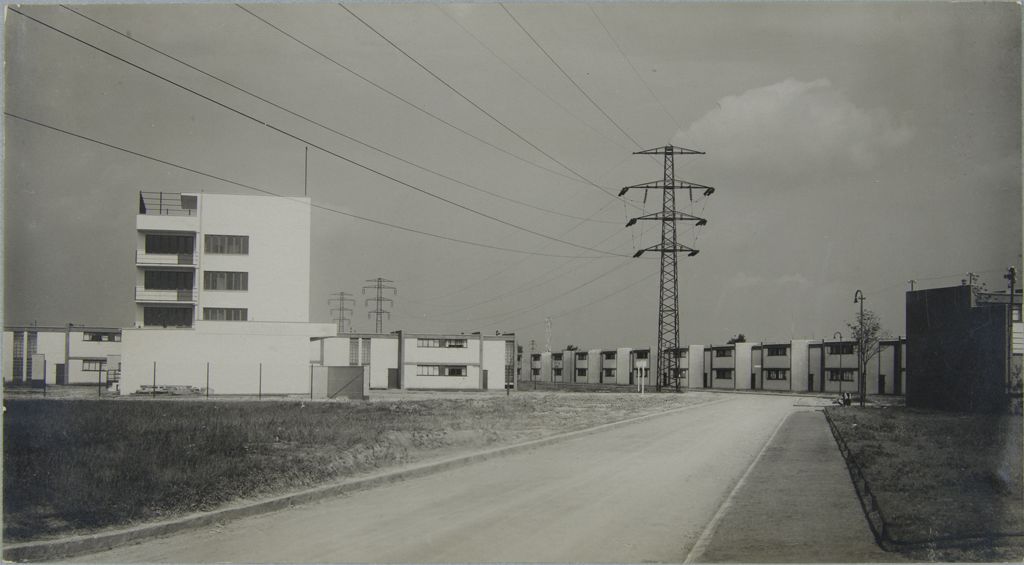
[727,333,747,344]
[846,309,886,404]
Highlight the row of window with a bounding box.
[417,338,467,348]
[416,365,467,377]
[142,270,248,291]
[83,331,120,342]
[203,308,248,321]
[349,338,371,366]
[827,369,857,382]
[142,307,250,325]
[765,369,789,381]
[143,234,250,255]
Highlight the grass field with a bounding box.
[3,391,711,542]
[827,406,1023,561]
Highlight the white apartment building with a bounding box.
[122,192,334,395]
[3,325,122,386]
[313,332,516,391]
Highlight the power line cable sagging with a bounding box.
[9,7,627,259]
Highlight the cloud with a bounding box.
[674,78,913,183]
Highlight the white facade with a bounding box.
[122,191,334,395]
[313,332,515,391]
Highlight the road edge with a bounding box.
[683,408,794,563]
[4,395,730,562]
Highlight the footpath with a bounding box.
[690,410,900,563]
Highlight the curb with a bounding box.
[3,397,730,562]
[822,409,1024,553]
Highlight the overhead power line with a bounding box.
[235,4,625,200]
[500,3,643,150]
[588,5,682,131]
[60,4,621,226]
[338,3,634,206]
[435,4,631,154]
[6,112,616,260]
[512,269,659,332]
[8,7,628,258]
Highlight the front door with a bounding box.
[808,373,814,392]
[878,374,886,395]
[895,372,903,395]
[387,368,399,389]
[750,372,756,390]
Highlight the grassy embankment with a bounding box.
[4,392,709,542]
[827,407,1023,561]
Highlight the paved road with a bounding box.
[74,394,820,563]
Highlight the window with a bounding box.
[715,369,734,380]
[349,339,360,365]
[827,369,856,382]
[635,350,649,359]
[554,368,563,377]
[603,368,615,378]
[12,331,23,378]
[205,234,249,255]
[145,234,194,255]
[766,346,788,357]
[552,353,563,360]
[144,270,194,290]
[576,368,587,377]
[531,368,540,376]
[531,354,541,362]
[203,308,247,321]
[576,352,588,361]
[715,349,733,358]
[82,359,106,372]
[603,351,616,360]
[677,349,688,359]
[416,365,467,377]
[505,342,515,381]
[360,339,370,366]
[765,369,789,381]
[203,271,248,291]
[416,338,467,348]
[828,344,855,355]
[26,332,37,379]
[143,306,193,327]
[83,332,121,342]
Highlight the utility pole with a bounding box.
[1006,266,1017,394]
[328,292,354,335]
[622,145,714,392]
[544,317,552,353]
[363,278,397,333]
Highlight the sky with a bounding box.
[3,2,1021,352]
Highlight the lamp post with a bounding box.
[833,332,843,395]
[854,290,866,407]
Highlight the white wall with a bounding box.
[197,194,311,323]
[687,345,705,389]
[120,323,331,395]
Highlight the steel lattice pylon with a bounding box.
[622,145,714,392]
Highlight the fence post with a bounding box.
[152,361,157,398]
[258,363,262,400]
[206,362,210,399]
[309,365,313,400]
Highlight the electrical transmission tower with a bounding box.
[362,278,397,333]
[622,145,714,392]
[328,291,355,335]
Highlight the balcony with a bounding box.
[135,287,197,302]
[139,192,197,216]
[137,251,196,266]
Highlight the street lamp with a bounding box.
[833,332,843,395]
[854,290,866,407]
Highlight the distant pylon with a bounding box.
[328,291,354,335]
[363,278,397,333]
[622,145,714,392]
[545,317,552,353]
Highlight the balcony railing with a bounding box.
[135,287,197,302]
[139,192,197,216]
[136,251,196,266]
